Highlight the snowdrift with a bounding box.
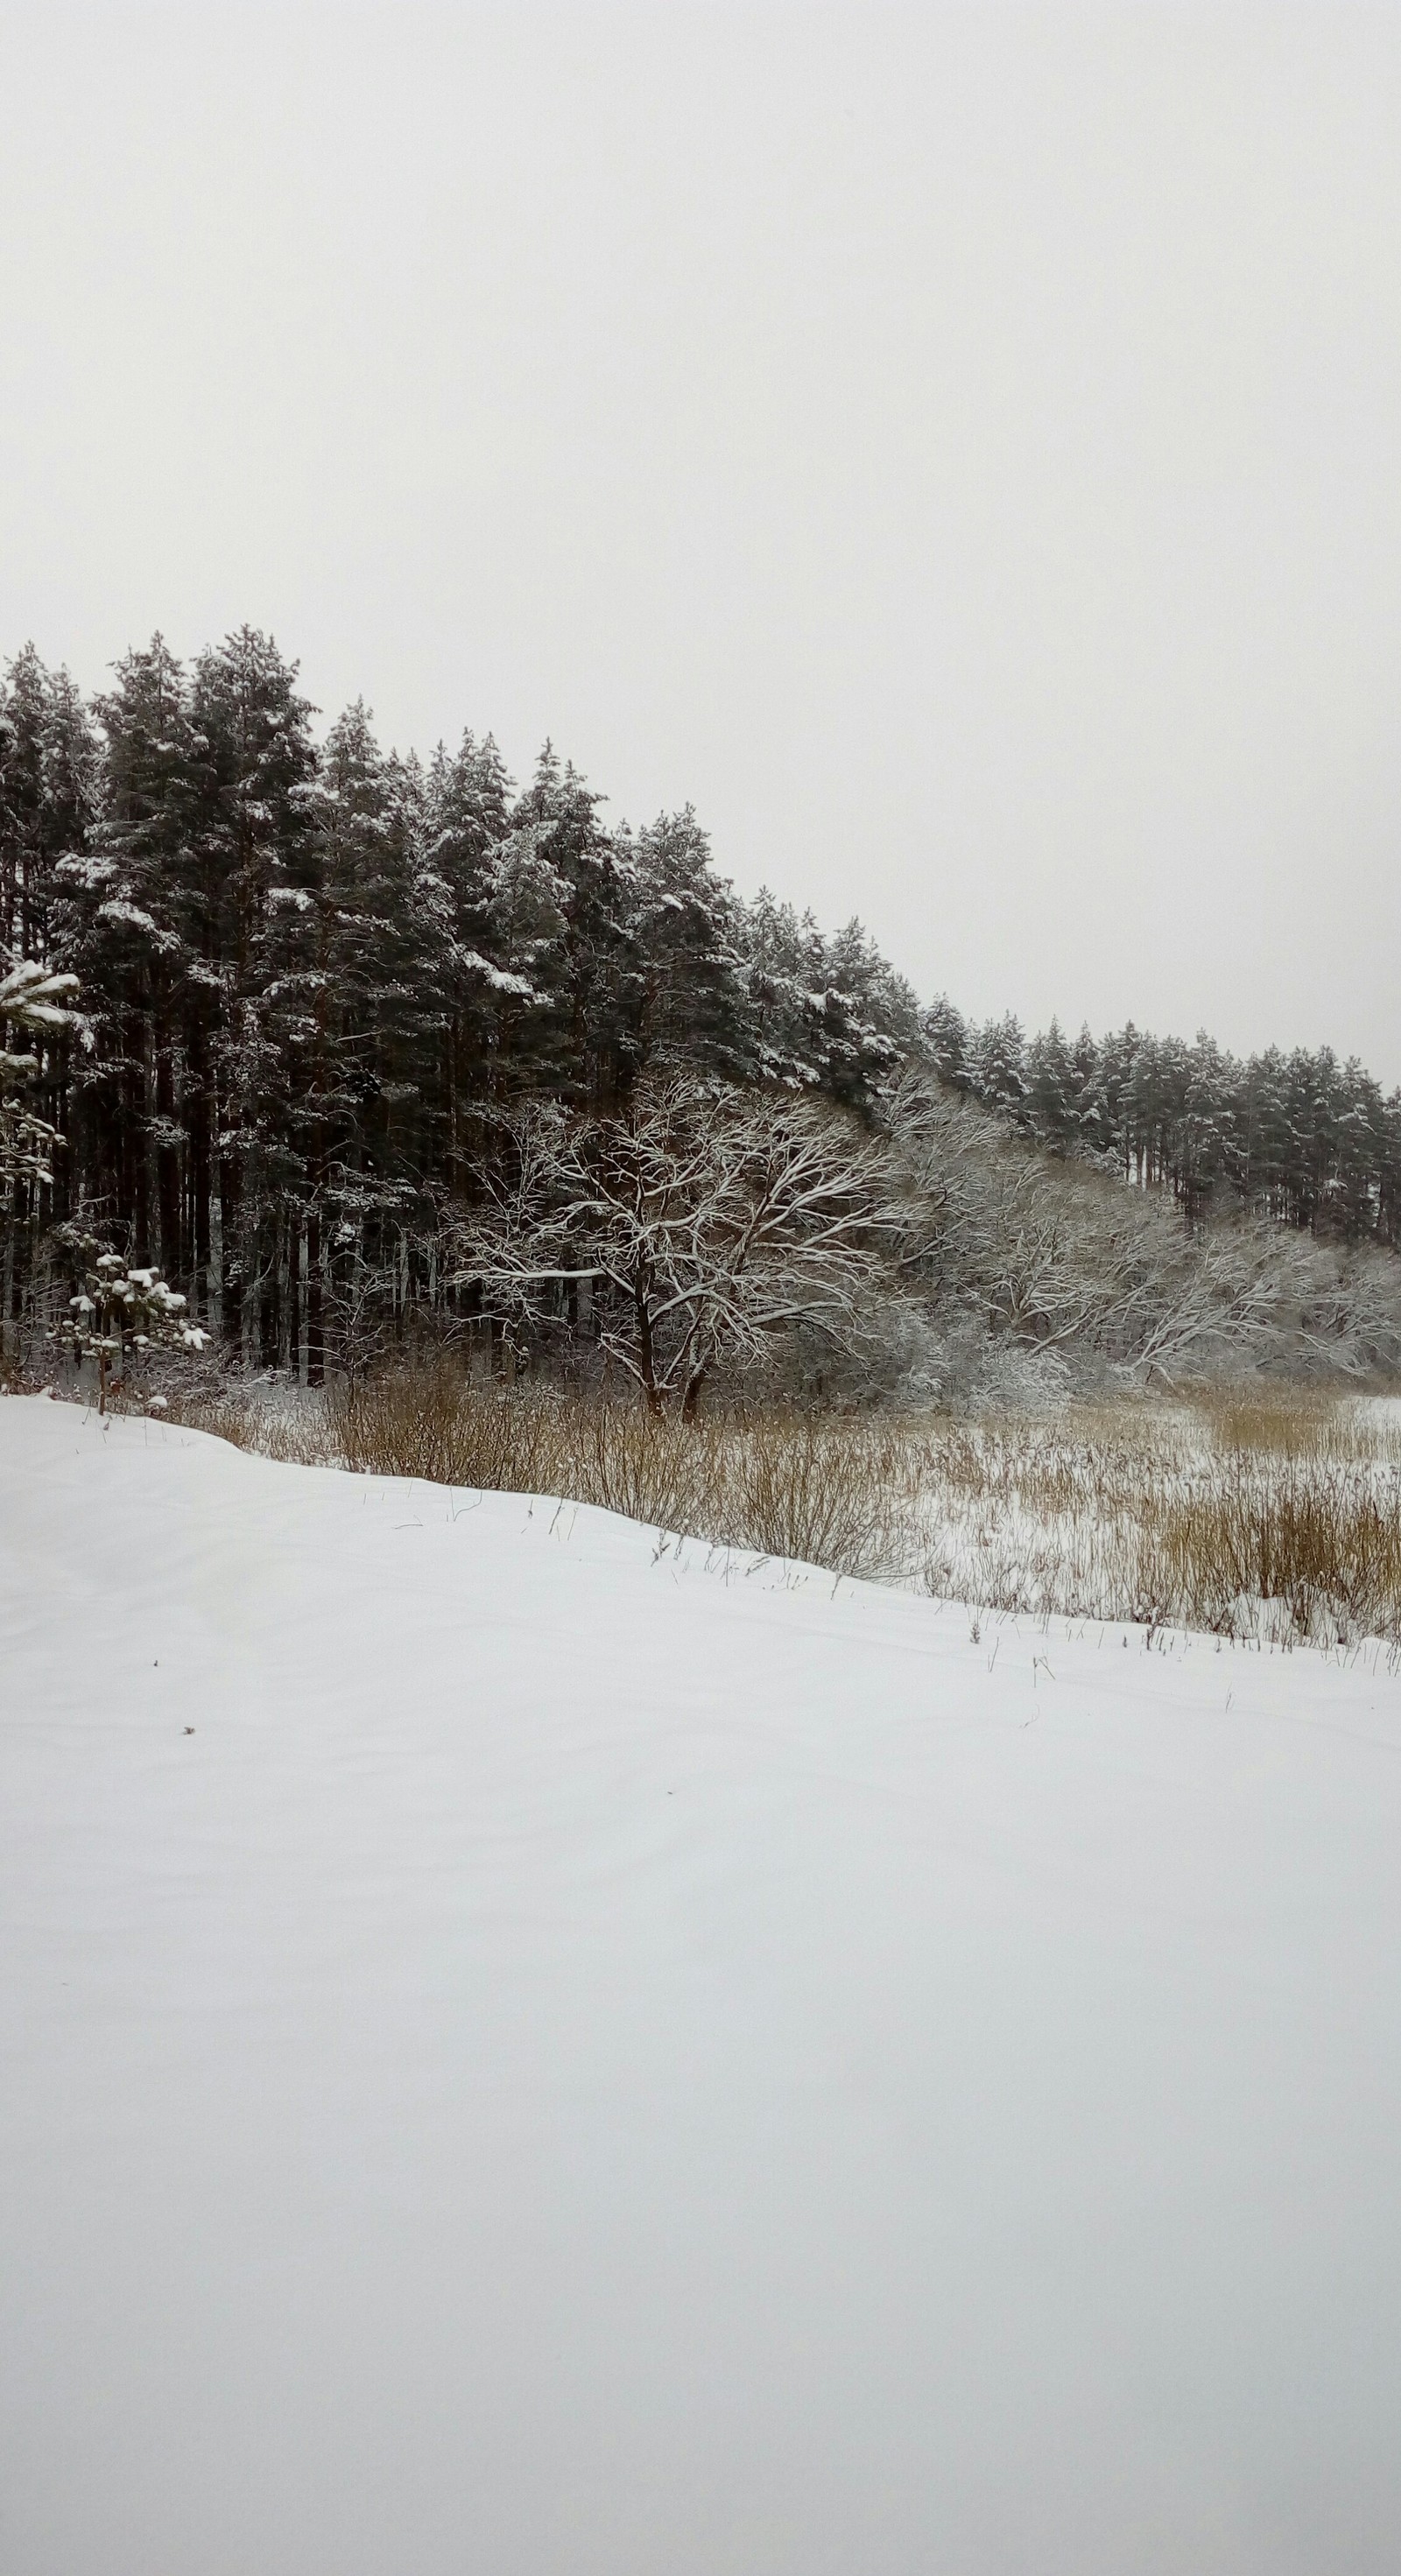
[3,1396,1400,2573]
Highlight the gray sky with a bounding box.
[4,4,1399,1075]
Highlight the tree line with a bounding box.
[0,631,917,1373]
[926,1002,1401,1239]
[4,626,1399,1383]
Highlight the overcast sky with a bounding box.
[3,3,1398,1073]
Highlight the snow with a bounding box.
[3,1395,1400,2574]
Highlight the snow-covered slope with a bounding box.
[3,1396,1400,2575]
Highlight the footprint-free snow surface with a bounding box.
[3,1396,1401,2574]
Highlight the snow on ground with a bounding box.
[3,1396,1400,2575]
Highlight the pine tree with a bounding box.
[50,1234,208,1412]
[968,1014,1029,1121]
[1026,1019,1075,1148]
[53,638,204,1278]
[1,655,96,1328]
[922,995,969,1092]
[510,743,640,1110]
[624,807,753,1082]
[188,629,319,1361]
[1068,1024,1101,1146]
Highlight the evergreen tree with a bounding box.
[188,628,318,1360]
[54,638,204,1276]
[624,807,752,1081]
[968,1013,1029,1120]
[1,654,97,1327]
[922,995,969,1091]
[1026,1019,1075,1148]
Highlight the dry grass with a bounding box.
[164,1372,919,1581]
[1147,1468,1401,1643]
[1196,1382,1401,1464]
[155,1368,1401,1650]
[334,1376,920,1580]
[165,1389,334,1468]
[913,1394,1401,1645]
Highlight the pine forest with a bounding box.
[5,627,1401,1401]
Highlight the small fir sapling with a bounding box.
[51,1237,209,1414]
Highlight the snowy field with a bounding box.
[4,1394,1401,2574]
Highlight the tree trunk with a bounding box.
[306,1205,323,1387]
[155,1024,180,1280]
[189,1024,211,1316]
[636,1286,664,1416]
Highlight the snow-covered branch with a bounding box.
[0,958,80,1189]
[452,1077,893,1415]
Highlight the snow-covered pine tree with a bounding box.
[53,639,204,1284]
[424,728,516,1135]
[189,629,319,1363]
[1088,1024,1141,1179]
[1068,1024,1101,1147]
[922,995,969,1092]
[1,948,81,1355]
[967,1013,1029,1122]
[1,654,100,1045]
[817,918,920,1107]
[0,655,96,1341]
[624,806,754,1082]
[742,889,826,1088]
[1026,1019,1075,1149]
[741,894,914,1106]
[510,742,642,1111]
[1178,1031,1233,1224]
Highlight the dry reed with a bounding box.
[156,1369,1401,1649]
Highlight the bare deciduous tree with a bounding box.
[452,1077,892,1416]
[886,1071,1401,1388]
